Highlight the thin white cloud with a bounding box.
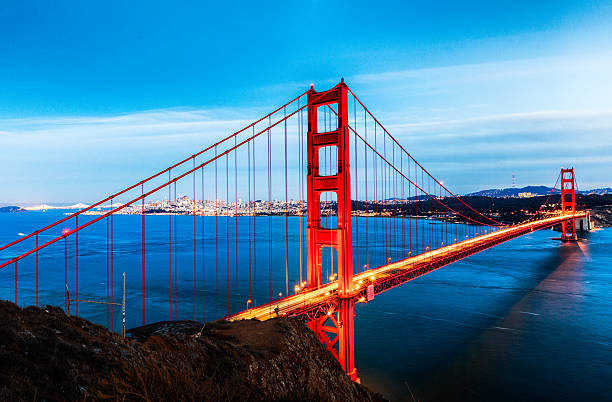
[1,109,252,139]
[2,52,612,202]
[339,52,612,192]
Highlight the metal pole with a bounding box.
[122,272,126,338]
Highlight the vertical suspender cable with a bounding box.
[107,208,110,327]
[173,182,178,320]
[14,262,17,304]
[193,158,197,321]
[215,147,219,319]
[142,184,146,324]
[392,137,396,261]
[353,96,359,273]
[420,169,424,254]
[268,116,272,302]
[381,128,385,263]
[444,185,447,246]
[364,109,369,270]
[408,156,412,256]
[298,99,303,284]
[401,149,405,259]
[235,137,238,313]
[284,107,289,297]
[110,198,114,330]
[374,122,378,267]
[248,138,252,303]
[414,160,418,255]
[226,153,230,315]
[64,235,67,312]
[201,165,205,322]
[428,176,431,250]
[75,215,79,316]
[168,170,172,320]
[35,233,38,306]
[252,127,257,306]
[383,132,387,263]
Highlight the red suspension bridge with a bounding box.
[0,80,589,381]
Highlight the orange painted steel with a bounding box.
[561,168,577,241]
[0,77,591,384]
[305,80,357,380]
[229,212,586,325]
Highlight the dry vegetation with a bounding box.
[0,301,384,401]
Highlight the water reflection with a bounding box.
[355,230,612,402]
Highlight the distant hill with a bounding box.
[0,206,26,213]
[581,187,612,195]
[467,186,612,197]
[23,202,91,211]
[467,186,557,197]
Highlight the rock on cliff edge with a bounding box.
[0,301,384,401]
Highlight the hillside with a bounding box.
[467,186,612,197]
[0,301,384,401]
[0,206,25,213]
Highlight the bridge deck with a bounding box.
[229,213,586,323]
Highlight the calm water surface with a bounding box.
[356,227,612,401]
[0,212,610,401]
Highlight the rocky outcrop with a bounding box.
[0,301,384,401]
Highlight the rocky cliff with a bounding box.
[0,301,384,401]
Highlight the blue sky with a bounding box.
[1,1,612,204]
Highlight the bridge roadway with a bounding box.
[229,212,587,323]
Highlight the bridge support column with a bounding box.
[307,298,357,381]
[338,298,357,380]
[306,79,357,380]
[561,168,577,241]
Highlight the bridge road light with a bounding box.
[247,299,252,310]
[278,292,283,299]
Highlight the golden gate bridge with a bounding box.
[0,80,589,381]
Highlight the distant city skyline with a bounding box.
[2,1,612,204]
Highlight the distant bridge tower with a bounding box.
[306,79,357,381]
[560,168,577,241]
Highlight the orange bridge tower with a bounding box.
[560,168,578,241]
[306,79,357,381]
